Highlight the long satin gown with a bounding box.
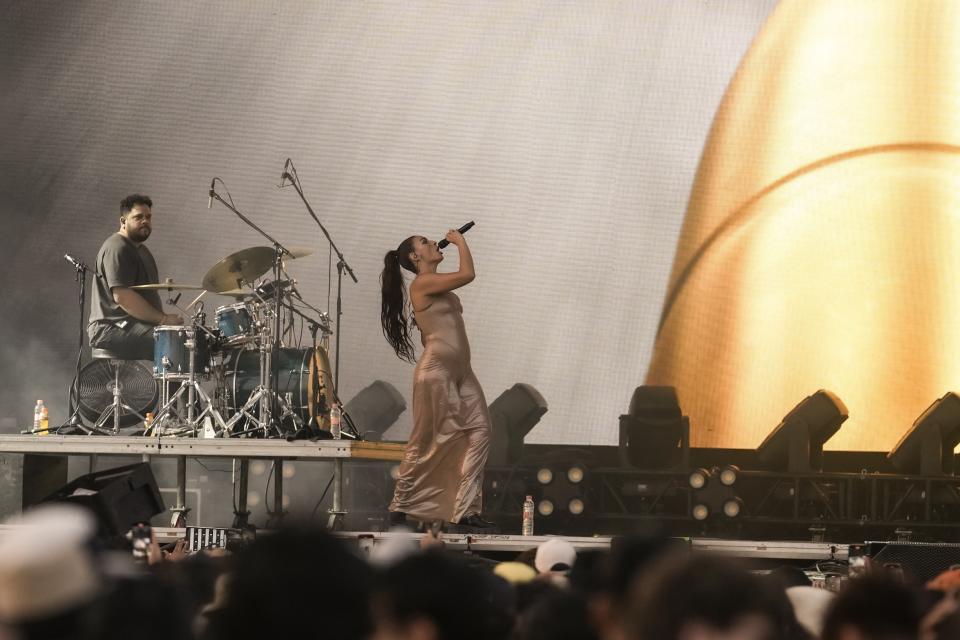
[389,291,491,523]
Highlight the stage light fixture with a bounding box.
[488,383,548,465]
[718,465,739,487]
[537,499,555,517]
[566,464,585,484]
[343,380,406,440]
[568,498,585,515]
[688,465,744,523]
[722,497,743,518]
[688,468,710,490]
[888,392,960,476]
[537,468,554,485]
[757,389,848,473]
[619,386,690,470]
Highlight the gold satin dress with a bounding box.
[389,291,491,523]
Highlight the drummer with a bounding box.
[87,194,183,360]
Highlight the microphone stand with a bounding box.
[282,165,357,400]
[38,258,90,434]
[210,186,293,436]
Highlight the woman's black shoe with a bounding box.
[448,513,499,532]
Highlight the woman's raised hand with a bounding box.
[445,229,465,246]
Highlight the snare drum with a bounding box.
[215,303,255,346]
[153,325,212,379]
[225,346,333,424]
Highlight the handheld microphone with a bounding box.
[64,254,87,270]
[208,178,216,209]
[437,221,475,249]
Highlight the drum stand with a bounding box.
[151,327,229,437]
[225,320,303,438]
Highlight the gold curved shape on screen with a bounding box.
[646,0,960,451]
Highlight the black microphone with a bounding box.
[437,221,475,249]
[279,159,292,187]
[208,178,216,209]
[64,254,87,270]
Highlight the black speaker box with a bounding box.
[867,541,960,584]
[41,462,165,535]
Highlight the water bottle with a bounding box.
[330,403,342,439]
[33,400,43,432]
[522,495,535,536]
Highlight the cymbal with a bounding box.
[286,246,313,259]
[202,246,311,293]
[216,288,256,298]
[201,247,275,293]
[132,280,205,291]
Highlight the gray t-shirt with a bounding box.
[88,233,162,326]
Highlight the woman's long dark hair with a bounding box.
[381,236,418,362]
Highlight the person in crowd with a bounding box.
[88,194,183,360]
[512,585,599,640]
[202,526,373,640]
[380,229,493,530]
[535,538,577,576]
[821,573,924,640]
[624,552,789,640]
[0,505,102,640]
[370,548,512,640]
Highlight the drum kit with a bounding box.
[128,245,339,439]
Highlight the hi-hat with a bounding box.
[216,288,256,298]
[132,280,205,291]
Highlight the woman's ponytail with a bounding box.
[380,239,418,362]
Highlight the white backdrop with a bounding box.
[0,1,778,443]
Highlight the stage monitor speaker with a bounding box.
[866,541,960,584]
[344,380,407,440]
[488,383,548,465]
[619,386,690,470]
[757,389,847,473]
[888,392,960,476]
[41,462,164,535]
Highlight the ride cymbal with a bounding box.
[201,246,275,293]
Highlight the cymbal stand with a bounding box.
[209,180,295,437]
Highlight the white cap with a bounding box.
[786,585,836,638]
[534,537,577,574]
[0,504,101,622]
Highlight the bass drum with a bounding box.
[225,347,333,426]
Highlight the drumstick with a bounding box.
[188,290,207,309]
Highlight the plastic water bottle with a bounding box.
[330,403,342,439]
[522,495,535,536]
[33,400,44,433]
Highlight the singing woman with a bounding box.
[380,229,493,529]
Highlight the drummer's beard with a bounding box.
[127,226,151,243]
